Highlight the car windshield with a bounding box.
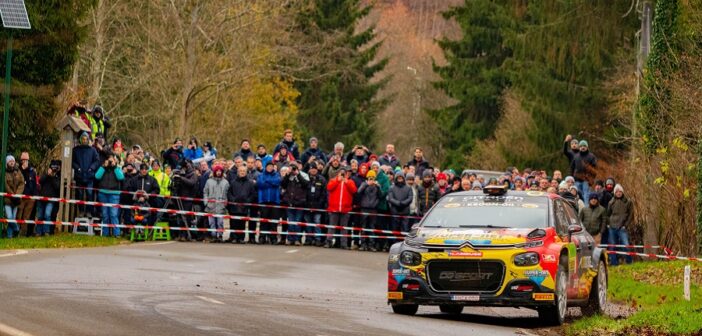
[421,194,549,229]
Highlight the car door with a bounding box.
[561,203,595,299]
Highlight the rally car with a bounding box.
[387,186,608,325]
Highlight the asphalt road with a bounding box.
[0,242,552,336]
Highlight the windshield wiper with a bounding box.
[458,225,508,229]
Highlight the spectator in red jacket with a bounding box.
[326,167,357,249]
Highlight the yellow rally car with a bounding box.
[387,186,608,325]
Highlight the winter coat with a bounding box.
[579,204,608,236]
[345,152,370,165]
[162,147,185,169]
[193,149,217,167]
[322,162,343,181]
[607,196,633,230]
[274,140,300,160]
[72,144,100,184]
[327,177,357,213]
[204,176,229,214]
[572,150,597,183]
[375,170,391,212]
[127,174,160,205]
[183,147,204,162]
[197,170,211,199]
[407,158,430,179]
[273,151,296,170]
[171,168,199,206]
[281,172,309,207]
[379,154,400,169]
[20,165,38,196]
[306,174,327,209]
[149,169,171,197]
[358,181,382,209]
[257,170,281,204]
[4,167,24,206]
[95,166,125,195]
[256,153,273,169]
[232,148,255,161]
[350,174,366,206]
[562,141,579,177]
[408,185,418,215]
[417,182,440,215]
[387,173,413,215]
[227,175,257,214]
[39,173,60,198]
[301,148,328,165]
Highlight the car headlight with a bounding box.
[514,252,540,266]
[400,251,422,266]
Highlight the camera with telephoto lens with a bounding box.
[169,169,184,193]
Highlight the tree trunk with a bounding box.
[179,4,200,137]
[89,0,106,103]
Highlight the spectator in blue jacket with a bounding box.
[184,137,204,162]
[255,144,273,168]
[257,161,281,244]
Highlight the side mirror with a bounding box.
[568,225,583,235]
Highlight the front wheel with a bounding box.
[439,304,463,314]
[392,303,419,316]
[582,260,607,316]
[538,264,568,326]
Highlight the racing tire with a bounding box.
[538,264,568,326]
[582,259,607,316]
[391,304,419,316]
[439,305,463,314]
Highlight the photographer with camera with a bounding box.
[162,138,185,169]
[345,145,372,165]
[326,167,357,249]
[126,163,160,224]
[281,163,309,246]
[36,160,61,236]
[170,161,199,241]
[95,154,125,237]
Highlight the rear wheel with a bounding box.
[582,260,607,316]
[538,264,568,326]
[439,304,463,314]
[391,304,419,316]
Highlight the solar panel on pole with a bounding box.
[0,0,30,218]
[0,0,31,29]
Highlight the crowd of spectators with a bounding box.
[1,104,633,265]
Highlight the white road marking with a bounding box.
[285,249,298,254]
[195,295,225,305]
[244,260,256,264]
[0,321,35,336]
[139,241,176,246]
[0,250,28,258]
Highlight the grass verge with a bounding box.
[0,233,126,250]
[566,260,702,336]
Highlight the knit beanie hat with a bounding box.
[558,181,568,190]
[5,155,15,164]
[471,181,482,189]
[422,169,433,178]
[614,184,624,194]
[579,140,589,148]
[588,193,599,201]
[437,173,447,181]
[366,170,377,179]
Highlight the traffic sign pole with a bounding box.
[0,34,11,218]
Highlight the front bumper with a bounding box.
[388,277,556,308]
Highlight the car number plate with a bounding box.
[451,295,479,301]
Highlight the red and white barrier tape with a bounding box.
[598,244,666,249]
[0,193,406,237]
[606,250,701,262]
[0,219,403,240]
[69,185,423,220]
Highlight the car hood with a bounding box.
[411,227,536,247]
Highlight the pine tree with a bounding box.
[293,0,388,149]
[0,0,93,160]
[430,0,514,169]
